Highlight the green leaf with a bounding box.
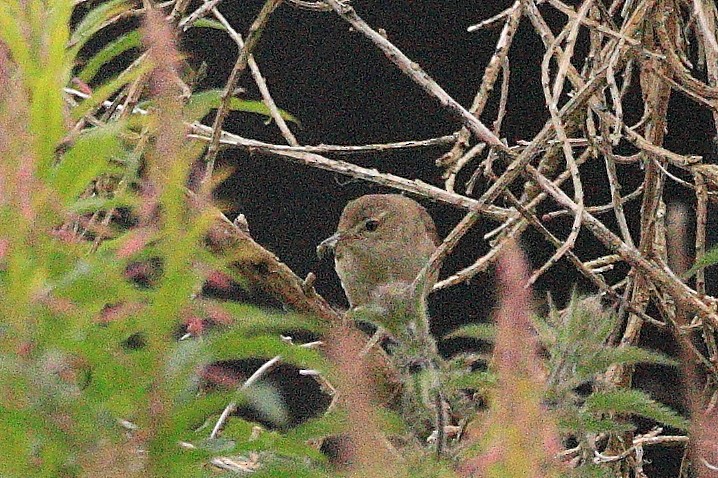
[564,464,618,478]
[446,370,496,391]
[77,30,141,83]
[194,437,236,453]
[578,347,676,377]
[686,244,718,278]
[182,89,299,124]
[251,460,331,478]
[190,18,227,31]
[558,408,636,435]
[32,77,69,178]
[232,427,326,466]
[242,382,289,427]
[583,389,689,430]
[68,0,131,54]
[207,333,325,371]
[67,193,139,215]
[219,303,324,337]
[51,123,124,204]
[0,4,32,77]
[71,61,152,120]
[285,411,346,442]
[174,391,240,435]
[444,323,495,341]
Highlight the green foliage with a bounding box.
[583,389,688,430]
[68,0,131,54]
[536,294,677,395]
[686,244,718,278]
[73,62,153,121]
[0,1,323,476]
[181,88,299,124]
[535,293,688,467]
[51,123,125,205]
[443,322,496,342]
[191,18,228,31]
[76,30,142,83]
[562,464,616,478]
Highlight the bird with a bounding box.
[317,194,440,335]
[318,194,449,453]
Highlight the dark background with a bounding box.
[178,0,717,323]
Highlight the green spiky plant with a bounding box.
[448,256,689,478]
[0,2,323,477]
[533,293,689,476]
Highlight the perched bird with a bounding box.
[318,194,448,453]
[317,194,440,334]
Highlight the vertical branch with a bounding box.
[210,6,299,146]
[202,0,283,185]
[694,173,718,378]
[695,173,708,298]
[600,129,636,247]
[698,0,718,134]
[439,1,523,184]
[606,0,675,389]
[695,1,718,382]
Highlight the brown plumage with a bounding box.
[318,194,440,311]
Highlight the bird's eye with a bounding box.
[365,219,379,232]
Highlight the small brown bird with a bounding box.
[318,194,440,332]
[319,194,447,452]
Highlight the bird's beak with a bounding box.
[317,232,341,259]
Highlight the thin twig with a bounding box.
[440,1,523,176]
[202,0,283,185]
[210,355,283,439]
[210,6,299,146]
[323,0,509,153]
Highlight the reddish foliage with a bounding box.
[326,323,398,475]
[201,363,242,389]
[116,228,153,259]
[458,240,561,478]
[97,302,144,324]
[184,316,204,336]
[205,270,233,292]
[202,302,234,326]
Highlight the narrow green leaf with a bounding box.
[218,303,324,337]
[31,75,68,177]
[207,334,324,370]
[578,347,676,377]
[71,61,151,120]
[444,323,495,341]
[47,0,74,80]
[190,18,228,31]
[182,89,299,123]
[584,389,689,430]
[446,370,496,391]
[242,383,289,427]
[0,4,33,77]
[286,411,347,442]
[51,123,124,204]
[68,0,131,53]
[77,30,142,82]
[686,244,718,278]
[67,193,138,215]
[194,437,236,453]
